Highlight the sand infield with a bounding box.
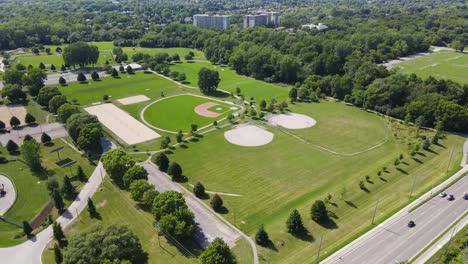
[0,105,27,128]
[117,95,150,105]
[194,102,221,118]
[224,124,274,147]
[85,103,160,145]
[268,113,316,129]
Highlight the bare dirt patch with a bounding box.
[116,95,150,105]
[194,102,221,118]
[268,113,317,129]
[224,124,274,147]
[85,103,160,145]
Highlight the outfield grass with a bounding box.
[12,51,115,70]
[170,61,291,102]
[142,94,236,132]
[42,178,201,264]
[397,51,468,84]
[165,101,464,263]
[0,139,95,247]
[58,72,189,106]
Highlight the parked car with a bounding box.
[447,194,455,201]
[408,220,415,227]
[439,192,447,198]
[463,193,468,200]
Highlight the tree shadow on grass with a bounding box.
[197,193,210,200]
[367,180,374,184]
[214,206,229,215]
[396,168,408,175]
[292,229,314,242]
[315,217,338,230]
[413,158,423,164]
[360,187,370,193]
[426,148,438,155]
[402,161,409,166]
[179,144,188,149]
[190,138,199,142]
[345,200,358,208]
[210,90,230,99]
[379,177,387,182]
[417,152,426,157]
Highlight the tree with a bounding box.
[158,208,195,240]
[60,64,66,71]
[286,209,305,234]
[76,165,87,182]
[63,42,99,68]
[77,72,87,83]
[21,140,42,171]
[113,47,128,63]
[129,179,153,201]
[54,244,63,264]
[450,40,464,52]
[90,71,100,81]
[101,149,135,184]
[57,103,79,123]
[152,191,187,221]
[61,175,75,199]
[48,95,68,113]
[50,64,56,71]
[4,69,24,85]
[432,132,439,145]
[211,194,223,211]
[24,134,34,142]
[63,225,143,264]
[119,65,125,72]
[311,200,328,223]
[37,86,61,106]
[167,162,182,181]
[66,113,99,141]
[41,132,51,144]
[193,182,205,198]
[176,130,183,143]
[24,113,36,125]
[160,136,171,149]
[191,124,198,132]
[422,139,430,150]
[39,62,46,70]
[111,68,119,77]
[123,165,148,188]
[0,120,5,131]
[185,53,193,60]
[23,221,33,237]
[255,225,270,246]
[6,140,19,153]
[10,116,20,128]
[259,99,267,109]
[77,123,102,154]
[359,180,366,190]
[53,222,65,244]
[1,84,26,103]
[46,178,59,195]
[23,68,47,96]
[198,67,220,94]
[235,86,241,95]
[87,197,98,217]
[141,189,158,208]
[289,88,298,101]
[154,152,170,172]
[172,53,180,61]
[52,190,65,212]
[199,238,236,264]
[59,76,66,85]
[126,65,134,74]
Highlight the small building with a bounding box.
[125,63,142,71]
[300,23,329,31]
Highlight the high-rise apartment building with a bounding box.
[243,12,281,28]
[193,14,230,30]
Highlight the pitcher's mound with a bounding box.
[268,113,316,129]
[224,125,274,147]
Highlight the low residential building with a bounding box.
[193,14,230,30]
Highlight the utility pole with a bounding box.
[444,224,458,256]
[371,199,380,224]
[446,147,454,172]
[316,235,324,264]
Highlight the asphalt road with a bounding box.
[323,173,468,264]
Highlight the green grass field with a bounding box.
[142,94,237,132]
[170,61,291,102]
[426,224,467,264]
[123,47,206,61]
[165,101,464,263]
[397,51,468,84]
[59,72,188,106]
[0,139,95,247]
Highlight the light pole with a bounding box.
[371,199,380,224]
[409,174,419,198]
[316,235,324,263]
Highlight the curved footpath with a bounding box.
[322,138,468,264]
[0,175,16,215]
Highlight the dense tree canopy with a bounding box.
[63,42,99,68]
[101,149,136,184]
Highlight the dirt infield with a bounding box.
[116,95,150,105]
[194,102,221,118]
[0,105,27,128]
[268,113,317,129]
[85,104,160,145]
[224,124,274,147]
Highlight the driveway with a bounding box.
[44,70,108,86]
[0,123,68,146]
[142,161,241,248]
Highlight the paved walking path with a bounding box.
[0,175,16,215]
[0,123,68,146]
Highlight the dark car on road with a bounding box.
[464,193,468,200]
[408,221,415,228]
[447,194,455,201]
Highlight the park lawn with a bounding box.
[24,99,51,124]
[142,94,236,132]
[0,138,95,247]
[170,61,291,102]
[397,50,468,84]
[42,178,200,264]
[123,47,206,61]
[426,224,467,264]
[166,101,465,263]
[58,72,186,106]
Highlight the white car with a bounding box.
[439,192,447,198]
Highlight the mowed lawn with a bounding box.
[0,139,95,247]
[397,51,468,84]
[42,178,200,264]
[143,94,237,132]
[170,61,291,102]
[58,72,187,106]
[167,101,465,263]
[124,47,206,61]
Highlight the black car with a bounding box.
[464,193,468,200]
[407,220,415,227]
[447,194,455,201]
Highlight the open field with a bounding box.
[123,47,206,61]
[165,101,464,263]
[397,51,468,84]
[170,61,291,102]
[58,72,186,106]
[426,224,467,264]
[142,94,237,132]
[0,139,95,247]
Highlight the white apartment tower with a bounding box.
[243,12,281,28]
[193,14,230,30]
